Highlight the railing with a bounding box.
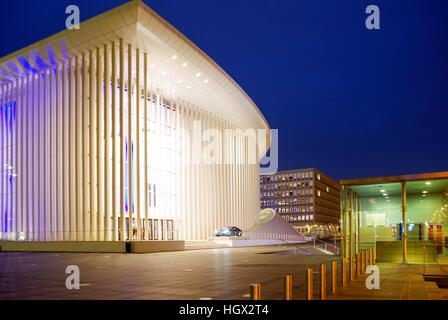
[312,238,340,255]
[236,232,306,241]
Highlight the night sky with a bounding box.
[0,0,447,181]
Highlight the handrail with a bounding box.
[312,238,340,255]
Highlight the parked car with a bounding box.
[214,226,242,237]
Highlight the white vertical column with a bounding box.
[244,132,249,229]
[62,61,68,241]
[203,112,210,239]
[43,72,49,240]
[154,92,159,237]
[11,81,16,240]
[112,42,118,241]
[241,128,245,229]
[82,53,89,241]
[158,94,163,239]
[147,93,153,236]
[127,43,133,241]
[247,152,250,230]
[201,110,207,239]
[225,121,231,228]
[28,77,34,240]
[231,123,236,227]
[222,119,227,232]
[25,76,30,239]
[43,71,49,241]
[181,103,187,239]
[25,78,31,240]
[104,44,111,241]
[214,117,220,235]
[135,48,141,240]
[55,65,61,241]
[75,56,82,241]
[36,75,42,240]
[237,128,241,229]
[89,50,97,241]
[69,58,76,241]
[8,82,12,239]
[191,106,197,240]
[16,79,21,240]
[184,103,191,240]
[6,83,9,239]
[22,77,28,240]
[187,106,194,239]
[119,39,125,241]
[194,107,199,239]
[236,125,240,228]
[1,84,6,239]
[48,66,57,241]
[175,101,181,240]
[143,52,148,241]
[97,47,104,241]
[0,85,4,240]
[193,107,200,239]
[170,102,175,237]
[201,111,207,239]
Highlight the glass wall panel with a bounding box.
[407,179,448,259]
[352,183,403,253]
[347,179,448,263]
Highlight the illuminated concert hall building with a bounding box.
[0,1,269,242]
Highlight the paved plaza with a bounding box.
[0,244,336,300]
[2,244,447,300]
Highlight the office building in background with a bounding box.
[260,168,339,233]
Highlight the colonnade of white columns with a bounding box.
[0,39,261,242]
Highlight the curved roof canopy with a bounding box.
[0,0,269,133]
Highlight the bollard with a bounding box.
[350,255,355,281]
[320,264,326,300]
[366,249,370,267]
[341,258,347,286]
[356,253,361,278]
[365,250,368,272]
[305,268,313,300]
[283,275,292,300]
[250,284,261,300]
[372,248,376,265]
[361,250,365,274]
[331,261,337,293]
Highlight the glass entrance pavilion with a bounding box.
[340,172,448,263]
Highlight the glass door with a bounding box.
[153,219,159,240]
[167,220,174,240]
[148,219,153,240]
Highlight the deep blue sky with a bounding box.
[1,0,447,181]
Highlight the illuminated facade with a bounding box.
[0,1,269,242]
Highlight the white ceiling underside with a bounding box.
[0,0,269,132]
